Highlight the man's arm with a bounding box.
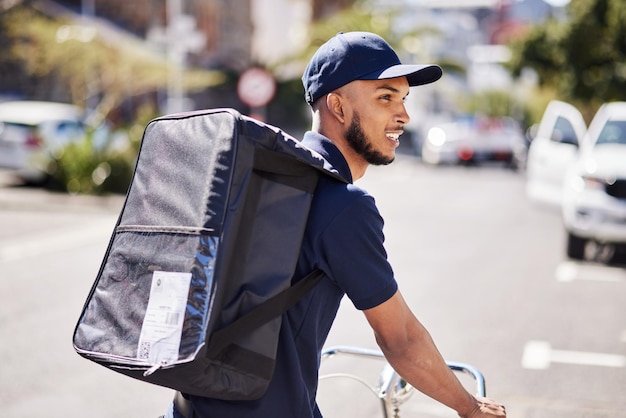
[363,290,506,417]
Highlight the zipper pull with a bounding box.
[143,363,163,377]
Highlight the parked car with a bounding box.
[525,100,587,207]
[0,100,89,183]
[421,115,527,169]
[561,102,626,261]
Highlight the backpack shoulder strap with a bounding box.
[206,269,325,357]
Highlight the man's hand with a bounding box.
[460,397,506,417]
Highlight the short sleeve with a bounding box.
[318,191,398,310]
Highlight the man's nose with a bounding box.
[396,104,410,125]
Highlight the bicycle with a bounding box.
[320,346,486,418]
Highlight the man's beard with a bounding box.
[345,112,395,166]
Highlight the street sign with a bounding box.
[237,67,276,108]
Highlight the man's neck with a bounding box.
[314,127,367,181]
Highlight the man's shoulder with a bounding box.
[312,176,379,229]
[316,174,370,202]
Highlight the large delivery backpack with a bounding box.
[72,108,346,400]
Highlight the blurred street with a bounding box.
[1,153,625,417]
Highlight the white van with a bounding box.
[525,100,586,207]
[526,100,626,262]
[561,102,626,261]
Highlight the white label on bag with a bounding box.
[137,271,192,364]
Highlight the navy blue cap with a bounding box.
[302,31,443,104]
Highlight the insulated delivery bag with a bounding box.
[72,108,345,400]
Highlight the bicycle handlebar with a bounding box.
[321,346,487,398]
[445,361,487,398]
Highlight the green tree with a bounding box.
[275,0,463,79]
[462,90,521,118]
[508,0,626,119]
[0,5,225,125]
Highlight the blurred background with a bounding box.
[1,0,626,417]
[1,0,624,194]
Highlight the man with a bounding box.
[166,31,506,418]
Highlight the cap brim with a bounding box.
[370,64,443,86]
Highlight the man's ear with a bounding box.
[326,93,345,124]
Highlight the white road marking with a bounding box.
[0,217,115,263]
[522,340,626,370]
[555,261,626,283]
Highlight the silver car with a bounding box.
[421,115,527,169]
[0,100,87,183]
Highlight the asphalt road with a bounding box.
[0,157,624,418]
